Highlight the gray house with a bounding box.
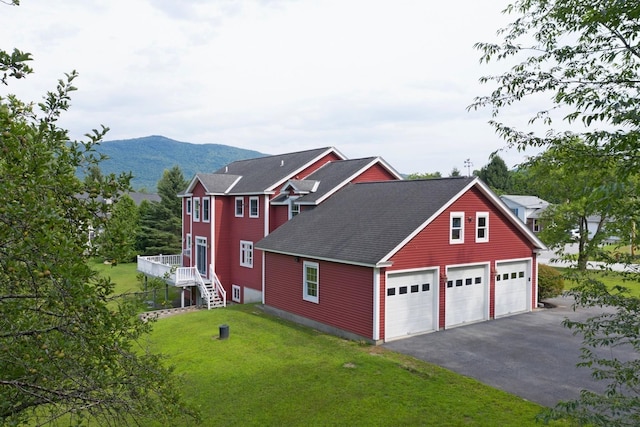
[500,195,549,234]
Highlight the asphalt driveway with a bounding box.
[384,296,634,407]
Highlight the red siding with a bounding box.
[264,253,375,339]
[351,163,399,182]
[387,186,538,330]
[270,205,290,232]
[296,152,343,180]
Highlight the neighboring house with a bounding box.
[137,147,403,308]
[500,195,549,234]
[256,178,546,343]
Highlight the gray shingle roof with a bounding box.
[295,157,383,205]
[257,177,476,266]
[212,147,339,194]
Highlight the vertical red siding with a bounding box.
[265,253,375,339]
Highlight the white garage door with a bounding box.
[495,260,530,317]
[445,265,487,328]
[385,269,437,340]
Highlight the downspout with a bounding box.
[372,268,380,342]
[262,194,269,305]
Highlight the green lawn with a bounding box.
[142,305,558,426]
[86,262,563,426]
[557,267,640,297]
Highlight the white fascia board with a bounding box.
[265,147,347,192]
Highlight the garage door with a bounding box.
[495,260,530,317]
[385,269,437,340]
[445,265,487,328]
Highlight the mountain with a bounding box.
[91,135,267,191]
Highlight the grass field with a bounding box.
[85,262,565,426]
[557,267,640,297]
[143,305,559,426]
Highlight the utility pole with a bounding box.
[464,158,473,177]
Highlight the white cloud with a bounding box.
[1,0,544,175]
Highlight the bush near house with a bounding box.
[538,264,565,300]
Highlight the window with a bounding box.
[303,261,319,303]
[240,241,253,268]
[387,288,396,296]
[235,197,244,217]
[196,237,207,275]
[185,233,192,256]
[533,219,541,232]
[249,197,259,218]
[202,197,210,222]
[411,285,419,293]
[289,198,300,219]
[476,212,489,243]
[193,198,200,222]
[450,212,464,244]
[422,283,430,292]
[232,285,241,303]
[186,198,191,215]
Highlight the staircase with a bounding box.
[195,272,226,309]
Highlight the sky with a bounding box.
[1,0,543,175]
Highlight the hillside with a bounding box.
[91,135,267,191]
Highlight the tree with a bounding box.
[136,166,187,255]
[96,194,139,264]
[407,171,442,179]
[449,167,461,177]
[477,154,511,194]
[472,1,640,423]
[526,140,630,270]
[0,16,198,427]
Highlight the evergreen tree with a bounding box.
[97,194,139,263]
[477,155,510,193]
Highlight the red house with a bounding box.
[137,147,402,307]
[256,177,546,343]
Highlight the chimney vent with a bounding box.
[280,160,284,167]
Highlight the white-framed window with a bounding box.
[450,212,464,244]
[249,196,259,218]
[288,197,300,219]
[303,261,319,304]
[193,198,201,222]
[196,237,207,276]
[240,240,253,268]
[184,233,192,256]
[232,285,241,303]
[186,198,191,215]
[533,219,541,232]
[235,197,244,217]
[476,212,489,243]
[202,197,210,222]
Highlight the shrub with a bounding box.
[538,264,564,300]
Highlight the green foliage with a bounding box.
[406,171,442,179]
[539,277,640,426]
[0,39,197,426]
[96,194,140,263]
[474,1,640,422]
[136,167,187,256]
[449,167,461,177]
[477,154,511,194]
[537,264,564,300]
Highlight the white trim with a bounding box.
[254,247,387,268]
[232,285,241,303]
[373,268,381,341]
[303,261,319,303]
[265,147,347,192]
[310,157,405,206]
[495,256,534,315]
[445,261,491,325]
[288,196,300,219]
[249,196,259,218]
[475,212,489,243]
[379,178,546,264]
[235,197,244,217]
[195,236,207,276]
[449,211,465,244]
[186,198,192,215]
[202,197,210,223]
[193,197,201,222]
[240,240,253,268]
